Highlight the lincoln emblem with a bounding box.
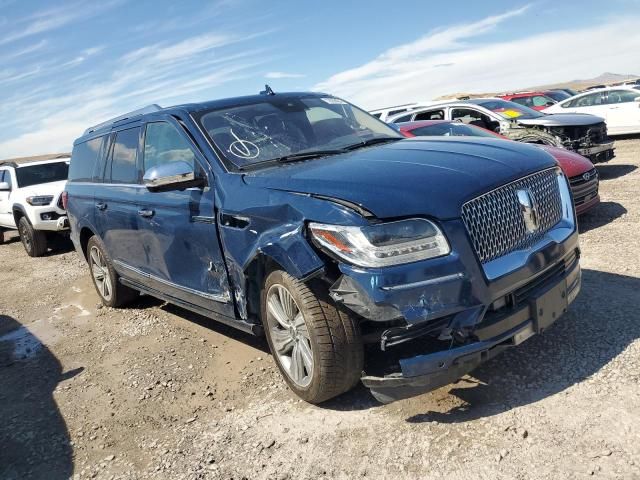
[516,189,539,232]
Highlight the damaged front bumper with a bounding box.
[328,218,581,403]
[360,252,580,403]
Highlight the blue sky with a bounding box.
[1,0,639,157]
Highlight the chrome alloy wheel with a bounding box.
[89,246,113,302]
[266,284,314,387]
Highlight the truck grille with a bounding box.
[569,168,599,207]
[461,169,563,264]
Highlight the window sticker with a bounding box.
[228,129,260,159]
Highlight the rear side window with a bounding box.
[110,128,141,184]
[391,113,414,123]
[414,109,445,121]
[605,90,640,104]
[69,136,104,182]
[143,122,196,172]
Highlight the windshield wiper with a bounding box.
[342,136,402,151]
[275,149,347,163]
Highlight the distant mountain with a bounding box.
[436,72,639,100]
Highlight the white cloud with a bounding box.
[0,1,123,46]
[265,71,306,79]
[314,10,640,110]
[0,31,272,158]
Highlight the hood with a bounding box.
[243,138,557,219]
[536,145,595,178]
[517,113,605,127]
[18,180,66,199]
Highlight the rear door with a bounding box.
[136,118,232,316]
[602,89,640,133]
[94,126,148,283]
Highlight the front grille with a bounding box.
[569,168,599,206]
[461,168,563,263]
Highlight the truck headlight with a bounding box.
[309,219,450,268]
[26,195,54,206]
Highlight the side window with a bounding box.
[511,97,531,108]
[451,108,498,132]
[572,93,603,108]
[371,112,382,119]
[1,170,13,189]
[69,136,104,182]
[532,96,552,107]
[414,109,445,121]
[143,122,196,172]
[110,127,141,184]
[391,113,414,123]
[605,90,640,104]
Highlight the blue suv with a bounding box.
[66,91,581,403]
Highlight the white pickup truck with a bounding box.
[0,158,70,256]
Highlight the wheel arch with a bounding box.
[12,204,27,225]
[79,226,97,260]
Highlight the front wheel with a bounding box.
[262,271,364,403]
[18,217,47,257]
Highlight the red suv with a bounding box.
[497,92,557,111]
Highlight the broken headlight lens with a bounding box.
[309,219,450,267]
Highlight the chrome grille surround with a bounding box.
[461,168,563,264]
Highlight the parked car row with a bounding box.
[384,98,615,164]
[1,87,603,405]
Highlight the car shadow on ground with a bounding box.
[403,269,640,424]
[578,201,627,233]
[0,314,82,479]
[596,163,637,181]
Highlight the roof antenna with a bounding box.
[260,84,275,96]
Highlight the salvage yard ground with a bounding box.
[1,139,640,480]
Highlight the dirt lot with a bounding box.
[1,139,639,480]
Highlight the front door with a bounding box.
[136,119,233,317]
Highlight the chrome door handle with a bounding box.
[95,202,107,211]
[138,209,155,218]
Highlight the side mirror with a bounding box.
[143,161,204,192]
[0,181,10,192]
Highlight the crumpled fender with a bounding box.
[216,181,367,320]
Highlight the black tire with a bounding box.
[86,236,138,308]
[261,270,364,404]
[0,228,5,245]
[18,216,48,257]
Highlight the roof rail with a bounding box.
[83,104,162,135]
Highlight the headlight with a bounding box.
[26,195,54,206]
[309,219,450,268]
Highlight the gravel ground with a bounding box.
[1,139,639,480]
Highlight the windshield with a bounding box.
[197,96,401,168]
[409,122,499,138]
[15,161,69,188]
[476,99,543,120]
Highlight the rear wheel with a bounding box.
[18,217,47,257]
[262,270,364,403]
[86,236,138,307]
[0,228,5,245]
